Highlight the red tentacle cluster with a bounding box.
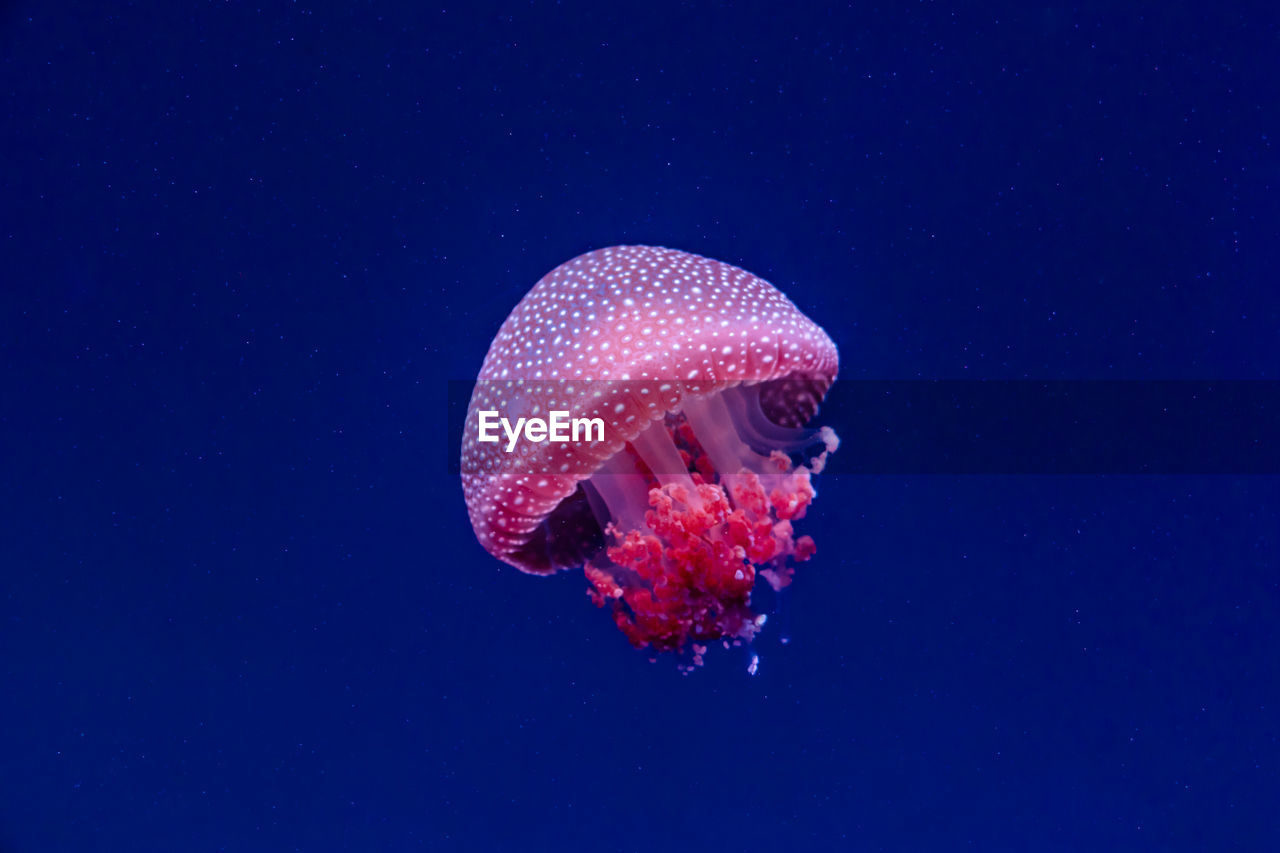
[585,416,826,660]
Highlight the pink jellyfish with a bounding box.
[461,245,838,663]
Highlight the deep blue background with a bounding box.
[3,2,1278,850]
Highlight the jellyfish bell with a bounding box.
[461,245,838,662]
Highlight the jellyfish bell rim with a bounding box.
[463,372,837,575]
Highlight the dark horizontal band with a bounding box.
[449,380,1280,475]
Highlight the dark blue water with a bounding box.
[3,3,1277,850]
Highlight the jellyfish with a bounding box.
[461,245,839,664]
